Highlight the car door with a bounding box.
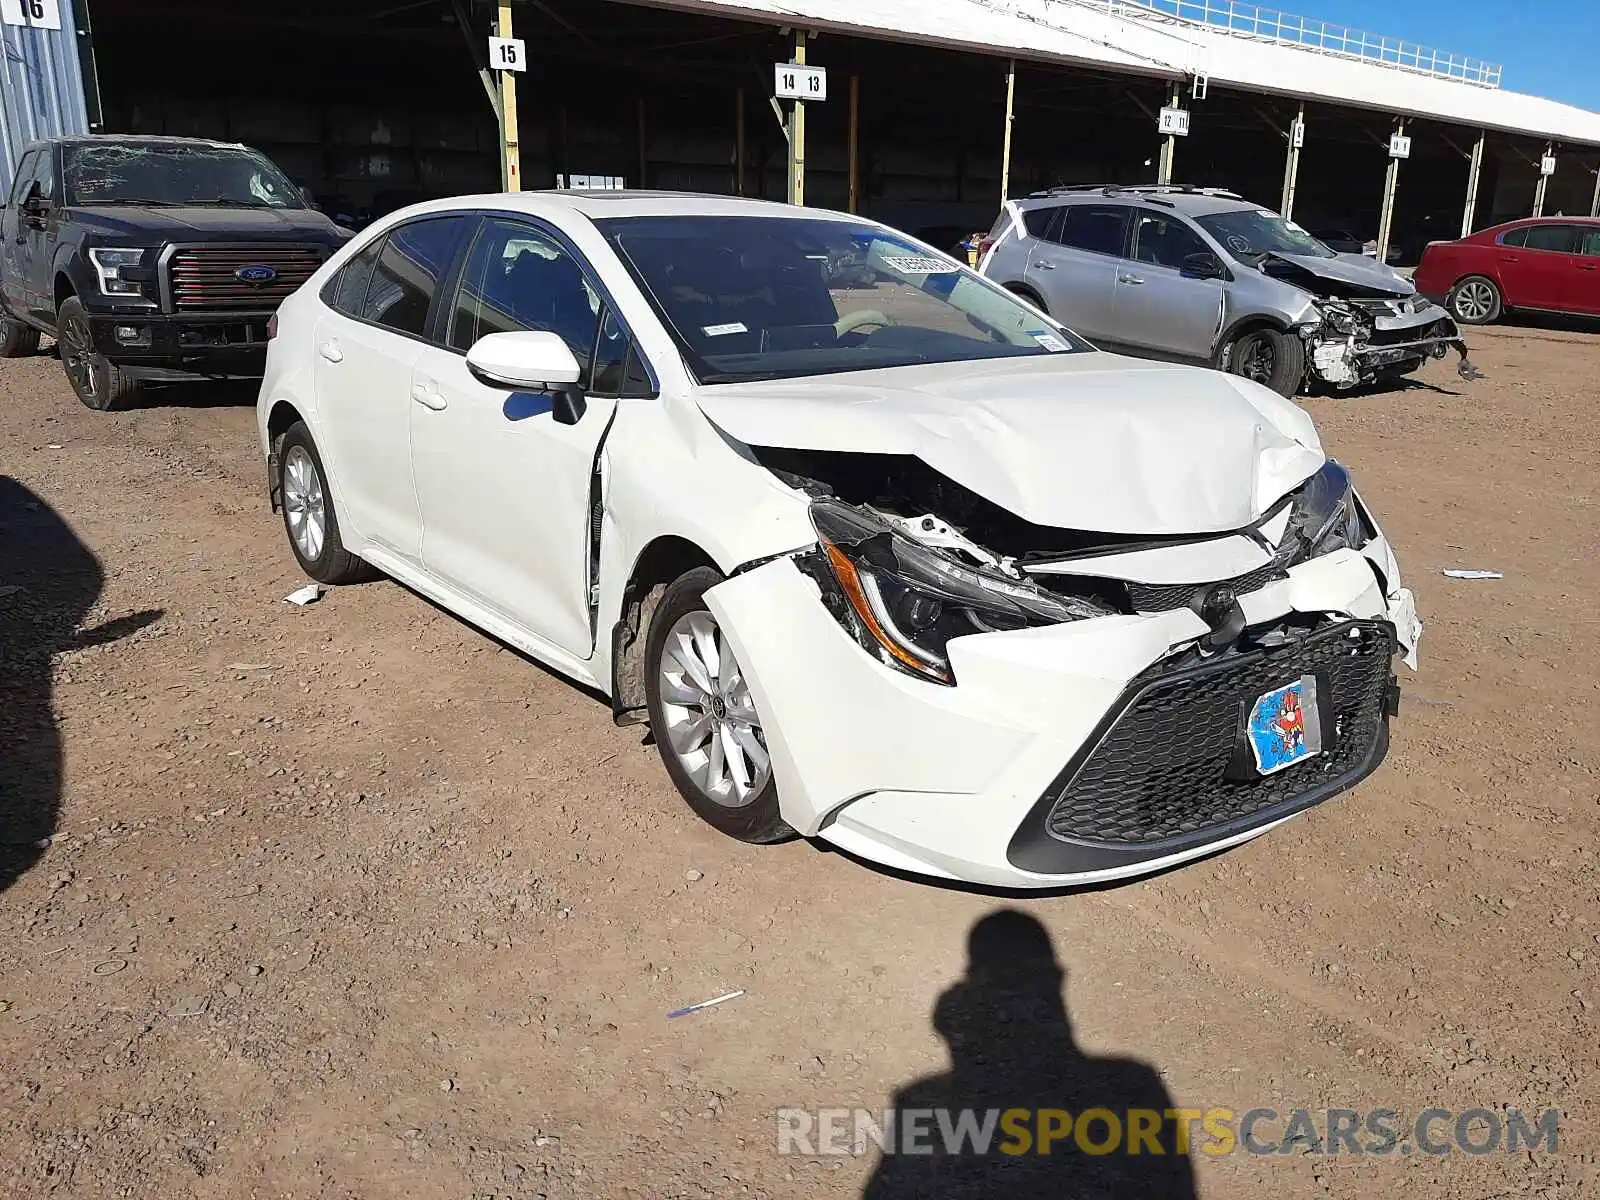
[1571,226,1600,315]
[1,150,40,317]
[1495,224,1580,311]
[19,146,59,325]
[1024,203,1129,343]
[409,214,646,658]
[311,214,473,564]
[1113,208,1226,359]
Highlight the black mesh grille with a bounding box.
[1044,620,1394,845]
[1125,561,1287,613]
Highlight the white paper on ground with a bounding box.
[283,583,324,606]
[1442,569,1503,580]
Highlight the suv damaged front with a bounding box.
[1261,252,1476,389]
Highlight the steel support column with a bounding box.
[786,30,807,206]
[1532,143,1553,217]
[1591,163,1600,218]
[1000,59,1016,202]
[1461,132,1485,236]
[734,86,745,196]
[1376,119,1404,264]
[1280,103,1304,219]
[1157,81,1180,184]
[847,74,860,213]
[497,1,520,191]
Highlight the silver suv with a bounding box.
[978,185,1472,397]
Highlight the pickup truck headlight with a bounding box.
[806,500,1107,685]
[87,247,146,297]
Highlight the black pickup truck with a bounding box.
[0,135,350,410]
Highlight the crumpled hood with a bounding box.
[1263,251,1415,297]
[694,352,1326,535]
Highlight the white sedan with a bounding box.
[256,191,1421,889]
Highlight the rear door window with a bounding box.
[1053,205,1131,257]
[360,215,473,339]
[1522,224,1580,254]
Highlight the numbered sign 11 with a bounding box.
[489,36,526,73]
[774,63,828,103]
[0,0,63,30]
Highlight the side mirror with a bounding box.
[20,186,47,225]
[1181,252,1224,280]
[466,331,588,425]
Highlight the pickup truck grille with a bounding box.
[167,245,325,311]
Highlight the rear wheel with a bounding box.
[1448,275,1502,325]
[57,297,139,411]
[0,315,39,358]
[1223,326,1305,397]
[644,566,792,844]
[277,421,374,585]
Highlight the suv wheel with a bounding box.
[644,566,792,844]
[0,315,40,358]
[1223,327,1305,398]
[57,297,139,411]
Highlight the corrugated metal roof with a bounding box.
[0,12,90,198]
[638,0,1600,146]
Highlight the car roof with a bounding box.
[1017,190,1260,219]
[385,190,868,223]
[1491,215,1600,227]
[28,133,251,152]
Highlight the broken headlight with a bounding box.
[1283,459,1371,562]
[1319,306,1361,336]
[805,500,1104,685]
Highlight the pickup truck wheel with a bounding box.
[57,297,139,411]
[1223,327,1305,398]
[0,315,39,358]
[644,567,793,845]
[277,421,375,585]
[1447,276,1502,325]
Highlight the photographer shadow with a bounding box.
[864,909,1198,1199]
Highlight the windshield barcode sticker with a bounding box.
[702,322,748,337]
[880,254,955,276]
[1030,331,1068,352]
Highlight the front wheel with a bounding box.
[1448,275,1502,325]
[644,566,792,844]
[56,297,139,411]
[277,421,375,585]
[1222,326,1305,398]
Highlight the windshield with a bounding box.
[64,143,305,209]
[597,215,1088,384]
[1196,208,1334,265]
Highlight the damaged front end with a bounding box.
[1301,295,1477,390]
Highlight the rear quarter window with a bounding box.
[1021,207,1058,238]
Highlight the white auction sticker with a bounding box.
[702,322,748,337]
[880,255,954,275]
[1030,332,1068,352]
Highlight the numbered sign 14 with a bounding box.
[0,0,63,30]
[774,63,828,102]
[489,36,526,73]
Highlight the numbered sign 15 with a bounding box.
[773,63,828,103]
[0,0,63,30]
[489,36,526,73]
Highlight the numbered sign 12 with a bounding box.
[489,36,526,73]
[773,63,828,103]
[0,0,63,30]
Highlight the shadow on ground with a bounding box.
[0,477,161,893]
[863,910,1198,1199]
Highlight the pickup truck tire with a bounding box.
[57,297,139,411]
[277,421,376,585]
[1223,327,1305,398]
[0,315,40,357]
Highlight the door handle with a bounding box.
[317,340,343,363]
[1579,263,1597,271]
[1118,273,1145,285]
[410,381,447,411]
[1031,260,1057,270]
[1501,255,1520,263]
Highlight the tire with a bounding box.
[277,421,375,585]
[56,296,139,411]
[1223,326,1306,398]
[1004,283,1049,314]
[644,566,792,844]
[0,314,39,358]
[1447,275,1502,325]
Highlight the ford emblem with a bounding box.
[235,265,278,284]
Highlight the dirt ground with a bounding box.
[1,324,1597,1200]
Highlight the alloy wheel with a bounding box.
[1453,280,1495,322]
[282,444,327,562]
[1237,334,1276,384]
[657,610,771,807]
[59,314,98,400]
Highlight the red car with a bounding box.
[1413,217,1600,325]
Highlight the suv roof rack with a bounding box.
[1027,184,1244,200]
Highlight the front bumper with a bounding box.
[87,312,272,381]
[707,542,1417,889]
[1305,302,1469,388]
